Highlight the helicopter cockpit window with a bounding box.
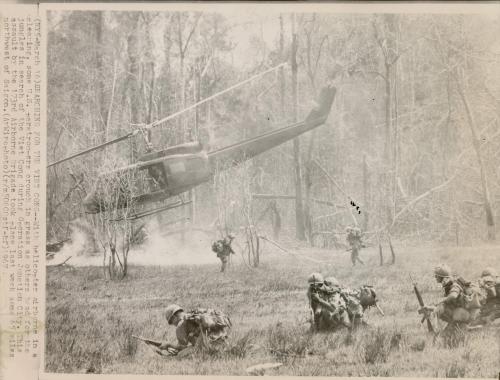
[147,164,167,188]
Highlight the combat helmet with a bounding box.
[308,272,324,285]
[165,304,183,325]
[481,267,498,278]
[324,276,340,287]
[434,264,452,278]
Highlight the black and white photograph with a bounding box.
[44,4,500,377]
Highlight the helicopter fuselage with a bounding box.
[82,84,336,215]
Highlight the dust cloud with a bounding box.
[48,220,223,267]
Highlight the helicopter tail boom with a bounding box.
[207,84,336,169]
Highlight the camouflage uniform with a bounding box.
[339,287,365,326]
[432,264,471,324]
[212,235,235,272]
[477,268,500,325]
[346,227,364,266]
[161,304,231,353]
[307,273,327,329]
[308,274,371,330]
[321,277,351,329]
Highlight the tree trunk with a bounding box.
[279,14,285,119]
[363,154,369,230]
[456,77,496,240]
[127,15,142,160]
[291,17,306,241]
[94,11,107,139]
[383,66,392,227]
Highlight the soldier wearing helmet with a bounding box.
[324,276,341,289]
[419,264,471,325]
[307,273,324,306]
[307,273,327,329]
[346,226,364,266]
[475,267,500,325]
[308,273,357,330]
[158,304,232,354]
[211,234,236,272]
[322,276,352,329]
[435,264,463,306]
[480,267,498,285]
[479,267,498,296]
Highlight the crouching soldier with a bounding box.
[158,304,232,356]
[307,272,327,330]
[322,276,352,329]
[212,234,235,272]
[307,273,351,331]
[340,286,367,327]
[419,264,475,332]
[476,267,500,325]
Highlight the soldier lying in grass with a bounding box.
[154,304,232,356]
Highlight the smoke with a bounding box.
[128,220,217,266]
[48,219,220,267]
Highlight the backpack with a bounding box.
[212,241,222,254]
[455,277,485,310]
[185,308,232,342]
[359,286,377,308]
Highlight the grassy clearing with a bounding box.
[45,244,500,376]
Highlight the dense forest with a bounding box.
[47,10,500,253]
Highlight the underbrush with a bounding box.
[46,245,500,376]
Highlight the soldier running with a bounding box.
[212,234,235,272]
[346,227,364,266]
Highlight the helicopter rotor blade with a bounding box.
[47,132,133,168]
[47,62,288,169]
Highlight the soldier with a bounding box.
[212,234,235,272]
[307,272,326,329]
[323,276,352,328]
[307,273,350,331]
[419,264,472,328]
[339,285,366,327]
[158,304,232,355]
[476,267,500,325]
[346,227,364,266]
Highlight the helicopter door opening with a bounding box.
[147,163,168,188]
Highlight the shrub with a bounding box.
[225,330,256,359]
[267,322,313,361]
[360,328,392,364]
[445,361,467,378]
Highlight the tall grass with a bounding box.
[46,245,500,376]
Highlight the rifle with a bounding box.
[410,275,436,334]
[132,335,178,356]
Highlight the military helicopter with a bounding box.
[49,78,336,220]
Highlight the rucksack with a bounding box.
[212,241,222,253]
[185,308,232,333]
[359,285,377,308]
[455,277,486,309]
